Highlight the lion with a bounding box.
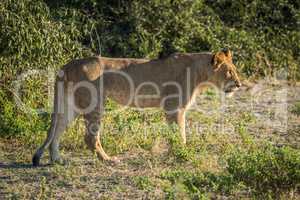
[32,49,241,166]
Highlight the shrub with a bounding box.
[0,0,90,137]
[227,145,300,193]
[133,176,154,191]
[161,145,300,198]
[291,102,300,116]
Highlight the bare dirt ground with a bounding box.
[0,80,299,199]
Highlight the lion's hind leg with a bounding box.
[49,111,78,164]
[32,112,59,166]
[32,76,74,166]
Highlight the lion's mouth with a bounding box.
[225,87,238,93]
[224,81,241,93]
[224,87,238,98]
[224,83,240,97]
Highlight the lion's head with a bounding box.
[210,49,241,96]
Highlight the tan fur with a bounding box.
[32,50,241,166]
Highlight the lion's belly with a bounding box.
[129,98,162,108]
[107,89,162,108]
[104,73,164,108]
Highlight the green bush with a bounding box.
[161,145,300,198]
[227,145,300,193]
[0,0,89,137]
[41,0,300,79]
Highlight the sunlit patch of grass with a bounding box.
[133,176,154,191]
[60,119,86,150]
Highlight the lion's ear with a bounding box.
[222,48,232,61]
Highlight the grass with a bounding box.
[133,176,154,191]
[1,83,300,199]
[227,145,300,194]
[291,101,300,116]
[160,144,300,199]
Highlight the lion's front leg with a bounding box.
[84,110,120,164]
[165,109,186,144]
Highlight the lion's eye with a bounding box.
[226,71,232,78]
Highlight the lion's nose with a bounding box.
[236,81,242,88]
